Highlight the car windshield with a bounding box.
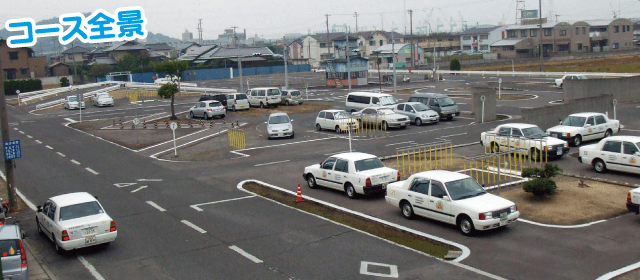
[59,201,104,221]
[68,96,78,102]
[97,94,110,99]
[576,75,588,80]
[334,112,351,119]
[354,157,385,172]
[379,96,398,106]
[437,97,456,107]
[376,109,395,115]
[522,126,547,138]
[445,178,486,200]
[290,91,301,96]
[269,115,290,124]
[561,116,586,127]
[267,89,280,96]
[413,103,431,112]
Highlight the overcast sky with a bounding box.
[2,0,639,40]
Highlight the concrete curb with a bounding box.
[23,235,56,280]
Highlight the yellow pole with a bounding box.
[481,159,485,185]
[440,145,444,169]
[419,148,422,172]
[474,160,478,181]
[396,149,399,173]
[402,150,405,176]
[463,161,466,175]
[450,143,453,166]
[498,153,501,181]
[429,147,432,170]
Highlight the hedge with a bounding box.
[3,79,43,95]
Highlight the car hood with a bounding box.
[268,123,292,131]
[454,193,514,213]
[385,113,409,120]
[547,125,582,134]
[416,109,439,116]
[97,97,113,101]
[579,143,599,152]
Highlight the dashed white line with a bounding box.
[45,145,53,150]
[439,132,468,138]
[35,140,42,144]
[254,160,290,167]
[190,196,256,211]
[56,152,66,157]
[146,201,166,212]
[77,255,106,280]
[27,135,33,139]
[229,245,263,263]
[130,185,148,193]
[385,141,416,147]
[71,159,81,165]
[137,179,162,182]
[181,220,207,233]
[13,128,18,131]
[18,131,25,134]
[85,168,99,175]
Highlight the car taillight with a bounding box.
[62,230,69,241]
[479,213,486,220]
[266,97,269,101]
[397,172,401,181]
[628,192,632,203]
[567,133,571,137]
[234,99,237,104]
[110,220,116,232]
[365,178,372,187]
[0,218,4,226]
[18,240,26,267]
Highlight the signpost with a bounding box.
[170,122,178,156]
[3,140,22,160]
[480,95,486,123]
[613,99,618,120]
[498,78,502,100]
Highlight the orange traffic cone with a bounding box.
[296,184,303,202]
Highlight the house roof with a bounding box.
[173,42,201,51]
[584,19,616,26]
[145,43,173,51]
[505,23,561,30]
[372,44,410,54]
[357,30,404,39]
[307,33,348,43]
[103,41,148,52]
[49,62,69,68]
[230,57,266,62]
[332,35,360,41]
[88,57,117,65]
[491,38,530,46]
[460,26,500,35]
[178,45,219,61]
[62,46,91,54]
[205,47,274,58]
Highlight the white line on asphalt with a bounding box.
[146,201,166,212]
[85,168,99,175]
[71,159,81,165]
[35,140,42,144]
[190,196,256,211]
[56,152,66,157]
[77,256,106,280]
[13,128,18,131]
[518,218,607,228]
[137,179,162,182]
[324,150,355,156]
[596,261,640,280]
[254,160,290,167]
[385,141,416,147]
[622,129,640,132]
[64,118,77,123]
[138,128,215,152]
[229,245,263,263]
[439,133,468,138]
[181,220,207,233]
[27,135,33,139]
[45,145,53,150]
[18,131,24,134]
[130,186,148,193]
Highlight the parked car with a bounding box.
[627,187,640,215]
[199,93,228,108]
[393,102,439,125]
[36,192,117,254]
[248,87,281,108]
[280,89,304,106]
[189,100,226,120]
[226,93,250,111]
[266,112,294,139]
[303,152,400,199]
[450,50,463,56]
[408,93,459,120]
[63,96,85,110]
[345,92,399,112]
[555,74,588,88]
[352,107,410,130]
[385,170,519,236]
[546,112,620,146]
[154,75,180,85]
[480,123,570,160]
[578,136,640,174]
[93,93,114,107]
[0,224,29,280]
[315,109,360,133]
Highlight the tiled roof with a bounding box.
[145,43,173,51]
[62,46,91,54]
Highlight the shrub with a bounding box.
[523,178,557,196]
[522,163,563,179]
[60,77,70,87]
[3,79,43,95]
[450,59,461,71]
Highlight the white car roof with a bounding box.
[50,192,98,207]
[499,123,538,129]
[602,136,640,142]
[321,109,346,113]
[348,92,391,97]
[568,112,603,118]
[251,87,280,90]
[412,170,470,183]
[331,152,379,161]
[269,112,289,117]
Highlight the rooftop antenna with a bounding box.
[516,0,525,24]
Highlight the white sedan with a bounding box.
[303,152,399,199]
[555,74,588,88]
[315,110,360,133]
[93,93,114,107]
[578,136,640,174]
[547,112,620,146]
[385,170,519,235]
[36,192,117,253]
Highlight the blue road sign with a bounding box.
[4,140,22,160]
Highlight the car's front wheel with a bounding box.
[415,118,422,126]
[306,174,317,189]
[573,135,582,146]
[189,112,195,119]
[316,124,322,131]
[335,126,341,134]
[260,102,265,108]
[604,129,612,138]
[458,216,475,236]
[401,202,414,219]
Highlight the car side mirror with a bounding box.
[264,122,268,124]
[37,206,42,212]
[22,232,29,239]
[290,119,294,122]
[558,120,562,124]
[442,196,451,201]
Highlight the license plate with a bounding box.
[278,133,283,137]
[85,235,96,244]
[240,106,245,109]
[84,227,96,235]
[557,149,562,156]
[499,212,508,226]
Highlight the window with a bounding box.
[428,98,439,106]
[578,43,583,50]
[507,30,517,38]
[59,201,104,221]
[410,178,430,195]
[321,157,337,170]
[396,104,404,110]
[602,141,622,153]
[560,30,567,36]
[628,25,631,32]
[582,27,586,34]
[586,117,595,126]
[404,105,414,112]
[498,127,511,136]
[544,28,552,36]
[480,35,489,40]
[319,43,327,48]
[325,112,335,120]
[334,159,349,173]
[503,46,515,51]
[480,45,489,50]
[463,45,472,50]
[258,90,265,97]
[576,27,579,35]
[521,30,527,37]
[558,44,569,51]
[430,183,447,198]
[20,69,28,75]
[437,38,443,42]
[8,52,18,60]
[614,26,619,33]
[512,129,523,137]
[354,157,385,172]
[68,54,74,60]
[595,115,607,125]
[530,30,537,37]
[369,41,375,46]
[318,111,326,119]
[613,43,619,49]
[379,40,383,46]
[463,35,471,40]
[371,97,379,105]
[47,203,57,221]
[623,142,639,155]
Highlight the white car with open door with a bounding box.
[578,136,640,175]
[547,113,620,146]
[35,192,117,254]
[303,152,400,199]
[385,170,519,236]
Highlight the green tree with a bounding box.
[450,59,461,71]
[521,163,563,196]
[85,64,113,78]
[153,60,188,120]
[60,77,70,87]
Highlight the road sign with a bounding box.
[612,99,618,106]
[499,78,502,83]
[133,118,141,126]
[3,140,21,160]
[170,122,178,130]
[15,90,20,94]
[480,95,486,102]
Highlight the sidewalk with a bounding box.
[23,239,56,280]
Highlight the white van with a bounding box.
[345,92,399,113]
[226,93,250,111]
[248,87,281,108]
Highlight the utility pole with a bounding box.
[391,26,397,93]
[232,26,244,92]
[0,49,18,213]
[71,42,78,85]
[539,0,544,72]
[283,36,289,90]
[197,19,203,44]
[346,27,352,90]
[325,14,331,57]
[409,9,414,69]
[354,12,358,33]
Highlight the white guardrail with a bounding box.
[20,81,118,104]
[377,69,639,78]
[35,85,121,110]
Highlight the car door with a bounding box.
[602,140,624,172]
[584,116,596,141]
[318,157,338,188]
[395,104,405,115]
[404,104,417,121]
[594,115,608,139]
[200,102,209,117]
[325,112,335,129]
[332,159,350,190]
[316,111,326,128]
[39,201,52,235]
[428,181,453,223]
[361,108,374,124]
[497,126,511,148]
[622,142,640,174]
[407,178,432,218]
[44,201,58,238]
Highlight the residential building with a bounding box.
[301,33,346,68]
[415,33,461,57]
[326,57,368,87]
[356,30,404,68]
[572,19,634,52]
[144,43,173,58]
[49,62,70,76]
[371,44,425,69]
[104,41,149,61]
[61,46,90,65]
[168,42,201,57]
[332,35,359,59]
[1,39,47,79]
[288,39,309,65]
[460,26,507,53]
[178,45,274,68]
[182,29,193,42]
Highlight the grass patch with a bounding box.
[497,94,534,100]
[0,178,28,214]
[467,54,640,73]
[244,182,456,259]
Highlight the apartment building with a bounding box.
[460,26,507,53]
[415,33,461,57]
[1,39,47,80]
[571,19,634,52]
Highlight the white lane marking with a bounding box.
[229,245,263,263]
[27,135,33,139]
[439,132,468,138]
[19,131,25,134]
[85,168,99,175]
[621,129,640,132]
[114,183,136,188]
[324,150,355,156]
[518,218,607,228]
[35,140,42,144]
[190,195,256,211]
[385,141,416,147]
[596,260,640,280]
[13,128,18,131]
[146,201,166,212]
[360,261,399,278]
[64,118,77,123]
[181,220,207,233]
[71,159,81,165]
[137,179,162,182]
[45,145,53,150]
[78,255,106,280]
[254,160,290,167]
[56,152,66,157]
[130,186,148,193]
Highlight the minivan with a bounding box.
[280,89,304,106]
[408,93,460,120]
[226,93,250,111]
[248,87,281,108]
[345,92,399,113]
[0,224,28,280]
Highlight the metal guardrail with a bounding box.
[35,85,121,110]
[377,69,639,78]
